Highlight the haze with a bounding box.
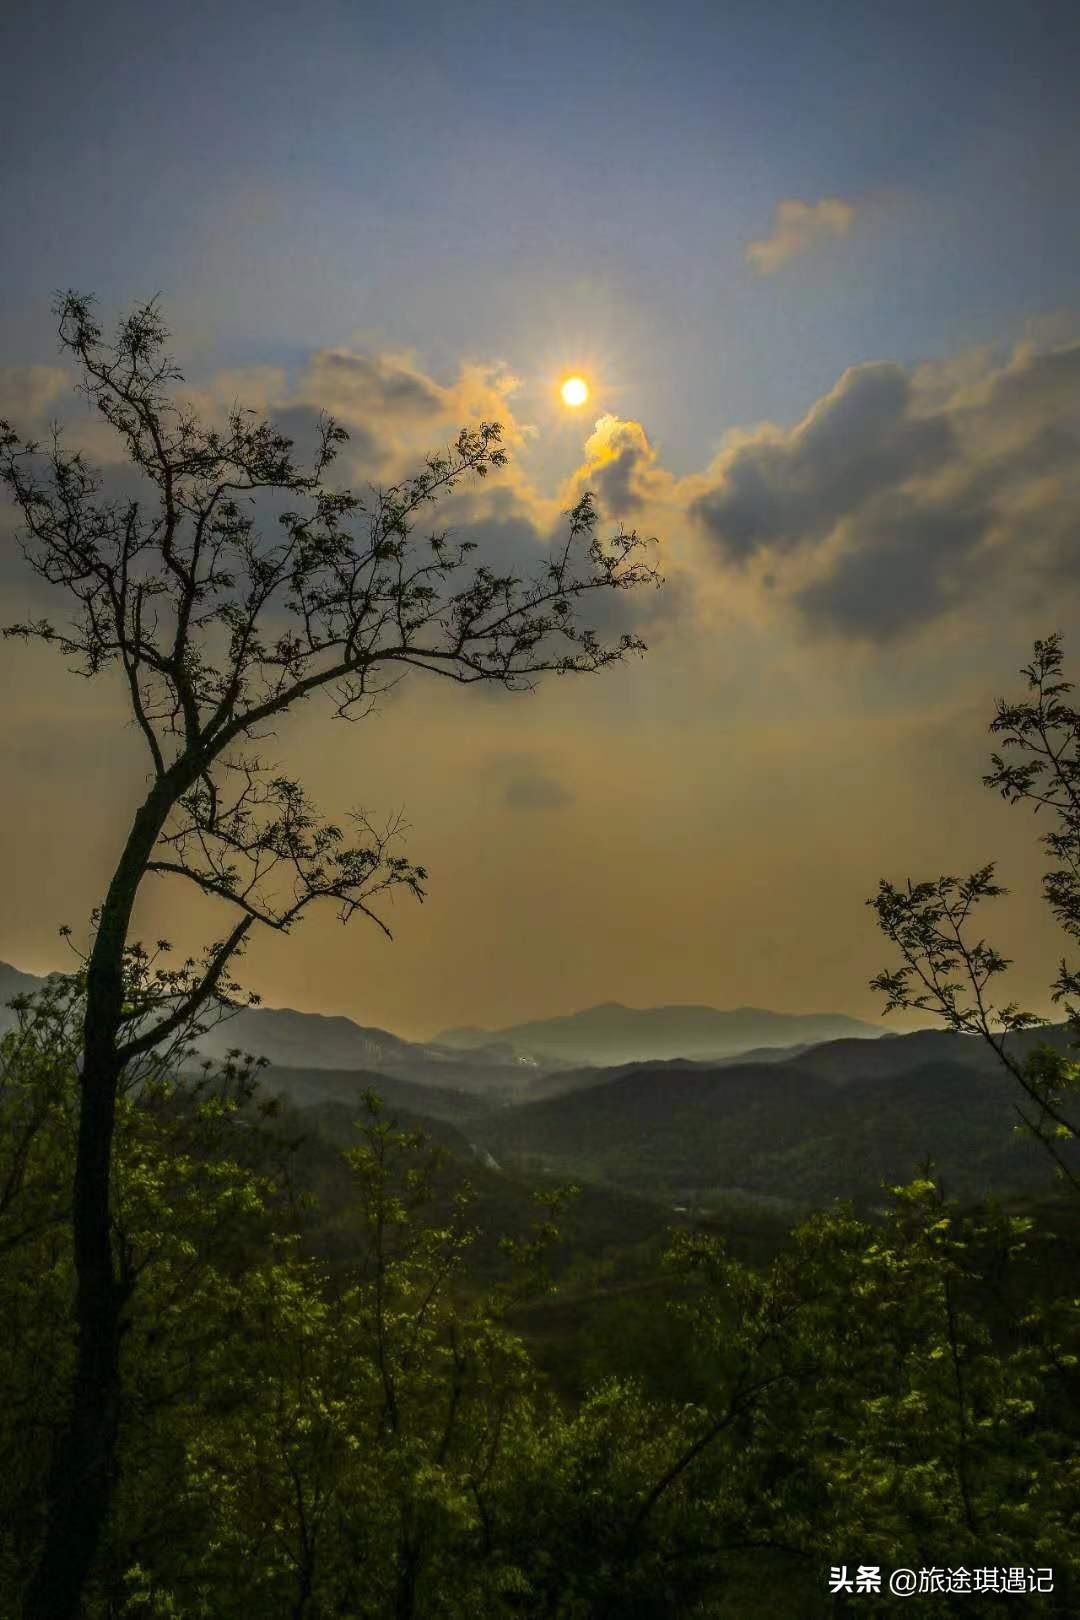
[2,0,1079,1041]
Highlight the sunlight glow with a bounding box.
[560,376,589,407]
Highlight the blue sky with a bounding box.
[2,0,1080,1034]
[5,0,1078,469]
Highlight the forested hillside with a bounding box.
[473,1028,1080,1207]
[3,977,1079,1617]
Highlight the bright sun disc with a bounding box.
[561,376,588,407]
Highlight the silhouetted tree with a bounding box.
[0,290,661,1618]
[869,634,1080,1193]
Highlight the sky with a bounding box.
[2,0,1080,1040]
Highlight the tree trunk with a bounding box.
[394,1509,422,1620]
[23,780,180,1619]
[23,1047,125,1619]
[394,1539,420,1620]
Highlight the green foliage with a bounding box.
[870,633,1080,1192]
[18,928,1080,1613]
[667,1180,1080,1610]
[2,969,1078,1617]
[477,1051,1075,1209]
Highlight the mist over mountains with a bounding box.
[0,964,878,1088]
[434,1001,883,1066]
[0,961,534,1099]
[4,958,1076,1209]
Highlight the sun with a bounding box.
[560,376,589,407]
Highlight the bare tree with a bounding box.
[0,290,662,1618]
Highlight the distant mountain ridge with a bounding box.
[0,961,49,1005]
[5,959,1077,1211]
[0,961,532,1098]
[435,1001,884,1066]
[1,965,881,1077]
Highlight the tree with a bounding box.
[7,978,1075,1618]
[868,634,1080,1194]
[110,1091,552,1619]
[0,976,280,1614]
[0,290,662,1618]
[666,1180,1080,1614]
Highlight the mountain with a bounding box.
[0,960,54,1009]
[0,962,537,1099]
[247,1063,494,1125]
[520,1042,825,1105]
[472,1022,1080,1209]
[435,1001,884,1067]
[777,1023,1077,1083]
[1,966,878,1088]
[191,1005,536,1096]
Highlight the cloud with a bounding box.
[580,415,654,516]
[686,336,1080,641]
[272,401,385,474]
[0,365,69,423]
[564,413,674,523]
[0,337,682,661]
[689,364,953,562]
[14,304,1077,658]
[746,196,857,276]
[792,485,995,639]
[437,504,548,581]
[302,350,444,420]
[287,345,530,488]
[476,749,576,812]
[504,769,574,811]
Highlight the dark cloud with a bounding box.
[504,770,574,811]
[689,340,1080,641]
[794,486,995,640]
[690,363,953,562]
[311,352,444,418]
[421,495,677,676]
[578,417,662,521]
[272,402,385,474]
[590,424,651,518]
[443,508,546,580]
[593,443,644,516]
